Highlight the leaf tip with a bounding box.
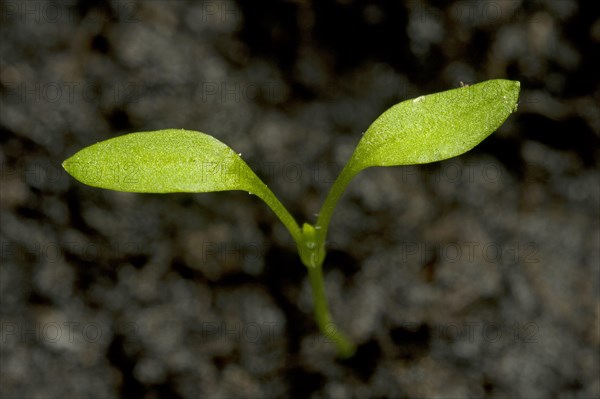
[509,79,521,96]
[62,153,81,175]
[61,157,72,174]
[507,79,521,112]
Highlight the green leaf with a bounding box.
[348,79,520,172]
[63,129,303,244]
[63,129,266,194]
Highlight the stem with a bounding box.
[315,162,359,241]
[253,159,361,358]
[306,260,356,358]
[255,184,303,246]
[298,158,362,358]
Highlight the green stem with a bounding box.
[255,185,303,246]
[306,260,356,358]
[255,163,360,358]
[298,159,361,358]
[315,162,358,241]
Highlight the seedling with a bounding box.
[63,79,520,358]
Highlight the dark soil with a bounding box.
[1,1,598,398]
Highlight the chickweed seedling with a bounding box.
[63,79,520,358]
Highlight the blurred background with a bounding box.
[1,0,598,398]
